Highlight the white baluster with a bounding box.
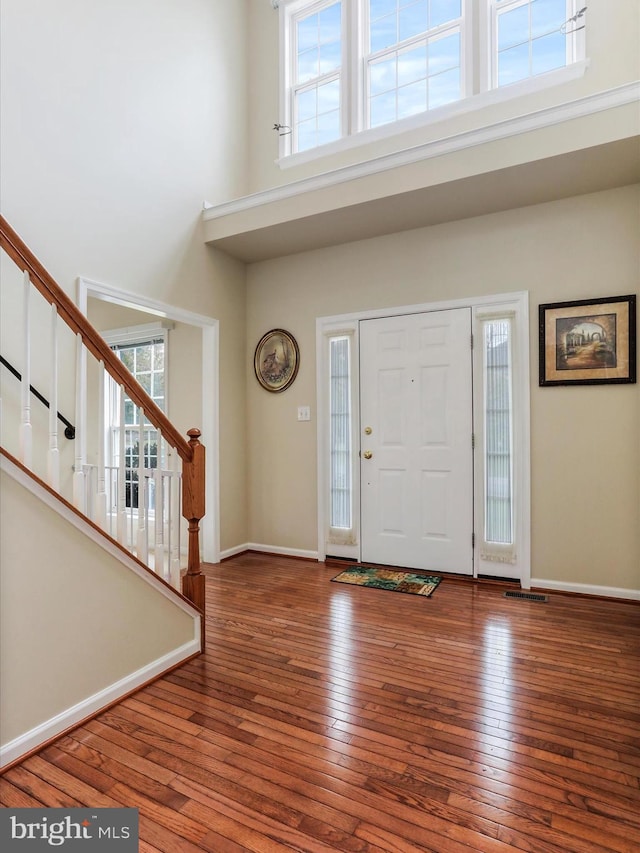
[73,333,86,511]
[169,449,182,588]
[116,384,128,546]
[94,362,107,528]
[20,271,33,467]
[47,303,60,490]
[154,464,166,579]
[136,412,148,563]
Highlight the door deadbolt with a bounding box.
[364,426,372,435]
[363,450,373,460]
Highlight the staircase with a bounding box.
[0,217,207,768]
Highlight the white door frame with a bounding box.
[77,276,220,564]
[316,291,531,588]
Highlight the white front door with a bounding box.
[360,308,473,574]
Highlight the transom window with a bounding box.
[280,0,585,157]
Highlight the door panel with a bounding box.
[360,308,473,574]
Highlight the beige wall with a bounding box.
[246,185,640,591]
[246,0,640,193]
[0,0,250,551]
[0,467,196,748]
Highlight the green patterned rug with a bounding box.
[331,566,442,597]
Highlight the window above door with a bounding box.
[277,0,587,164]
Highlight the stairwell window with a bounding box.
[278,1,585,161]
[103,325,168,511]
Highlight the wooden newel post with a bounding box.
[182,428,206,615]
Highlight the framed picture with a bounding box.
[539,295,636,386]
[254,328,300,393]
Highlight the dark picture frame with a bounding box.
[254,328,300,393]
[539,295,636,386]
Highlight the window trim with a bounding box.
[277,0,587,167]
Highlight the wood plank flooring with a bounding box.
[2,553,640,852]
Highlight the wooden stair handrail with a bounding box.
[1,215,206,622]
[0,216,191,462]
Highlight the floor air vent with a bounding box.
[504,591,548,602]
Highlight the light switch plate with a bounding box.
[297,406,311,421]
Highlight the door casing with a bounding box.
[316,291,531,587]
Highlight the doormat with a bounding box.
[331,566,442,597]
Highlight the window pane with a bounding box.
[398,44,427,86]
[498,41,529,86]
[319,3,341,42]
[153,346,164,370]
[498,5,529,50]
[428,66,460,107]
[370,0,395,21]
[398,78,427,117]
[297,47,318,83]
[399,1,428,43]
[484,321,513,545]
[124,399,134,425]
[329,337,351,530]
[370,89,397,126]
[297,87,317,123]
[319,39,341,74]
[136,346,150,370]
[532,29,565,75]
[297,117,317,151]
[297,13,318,52]
[293,75,340,148]
[370,12,398,53]
[429,0,461,29]
[428,31,459,74]
[137,371,151,394]
[370,55,397,96]
[120,349,134,371]
[318,77,341,113]
[317,109,341,145]
[531,0,566,39]
[152,372,165,398]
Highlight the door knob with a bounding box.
[363,450,373,460]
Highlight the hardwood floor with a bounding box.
[2,553,640,852]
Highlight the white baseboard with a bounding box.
[219,543,251,560]
[0,639,200,769]
[220,542,319,561]
[530,578,640,601]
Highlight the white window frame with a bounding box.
[488,0,585,90]
[102,323,169,515]
[363,0,469,130]
[277,0,586,166]
[281,0,349,156]
[316,291,531,587]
